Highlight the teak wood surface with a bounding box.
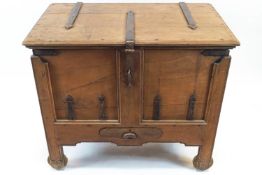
[23,3,239,47]
[24,3,239,171]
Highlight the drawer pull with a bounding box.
[98,95,107,120]
[122,132,137,139]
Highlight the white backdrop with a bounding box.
[0,0,261,174]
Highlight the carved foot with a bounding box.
[47,154,68,170]
[193,156,213,171]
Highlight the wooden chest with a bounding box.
[23,3,239,170]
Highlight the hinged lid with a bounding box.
[23,3,239,47]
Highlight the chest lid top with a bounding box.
[23,3,239,47]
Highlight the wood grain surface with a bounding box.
[26,3,239,170]
[23,3,239,47]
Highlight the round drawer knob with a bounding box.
[122,132,137,139]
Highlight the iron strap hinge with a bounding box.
[65,95,76,120]
[186,94,196,120]
[65,2,83,30]
[152,95,161,120]
[98,95,107,120]
[179,2,197,30]
[125,11,135,52]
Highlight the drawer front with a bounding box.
[99,127,162,140]
[143,49,217,121]
[42,49,119,121]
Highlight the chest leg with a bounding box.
[32,56,68,169]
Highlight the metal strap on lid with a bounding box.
[125,11,135,52]
[65,2,83,29]
[179,2,197,30]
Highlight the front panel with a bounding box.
[41,49,119,121]
[142,49,217,121]
[33,48,230,146]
